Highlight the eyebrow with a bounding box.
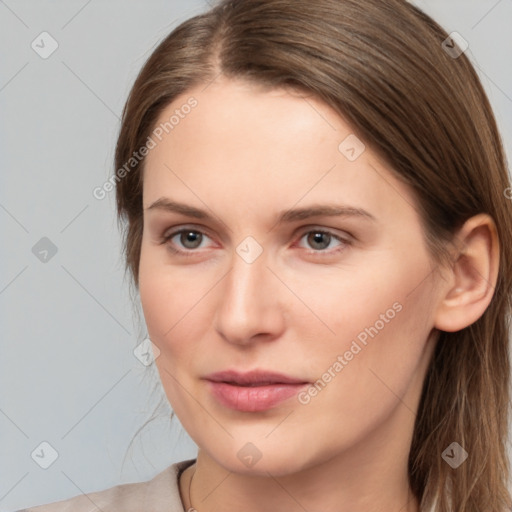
[146,198,376,225]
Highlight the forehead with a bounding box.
[146,77,346,156]
[142,78,418,226]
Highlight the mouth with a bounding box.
[205,369,309,386]
[204,369,310,412]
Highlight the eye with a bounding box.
[296,229,351,255]
[159,226,352,258]
[160,228,214,256]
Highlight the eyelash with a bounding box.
[159,226,352,258]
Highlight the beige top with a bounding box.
[18,458,196,512]
[19,459,437,511]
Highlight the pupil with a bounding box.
[309,232,329,250]
[183,231,201,248]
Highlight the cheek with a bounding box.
[138,255,206,413]
[302,259,435,423]
[138,248,188,349]
[138,247,217,362]
[289,256,422,349]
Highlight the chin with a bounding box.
[204,439,320,478]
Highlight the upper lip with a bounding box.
[204,370,309,386]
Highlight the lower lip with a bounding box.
[206,381,308,412]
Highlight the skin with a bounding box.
[138,77,498,512]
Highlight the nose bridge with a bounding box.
[225,242,269,311]
[215,238,283,344]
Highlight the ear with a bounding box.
[434,213,499,333]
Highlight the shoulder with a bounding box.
[18,459,196,512]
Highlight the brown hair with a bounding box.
[115,0,512,510]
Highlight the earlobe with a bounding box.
[434,214,499,333]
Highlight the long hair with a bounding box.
[114,1,512,510]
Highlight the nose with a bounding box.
[214,245,286,347]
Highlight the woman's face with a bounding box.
[139,78,441,476]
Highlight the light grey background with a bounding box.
[1,1,511,510]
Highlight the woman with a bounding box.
[22,0,512,510]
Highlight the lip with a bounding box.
[205,369,308,386]
[204,370,309,412]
